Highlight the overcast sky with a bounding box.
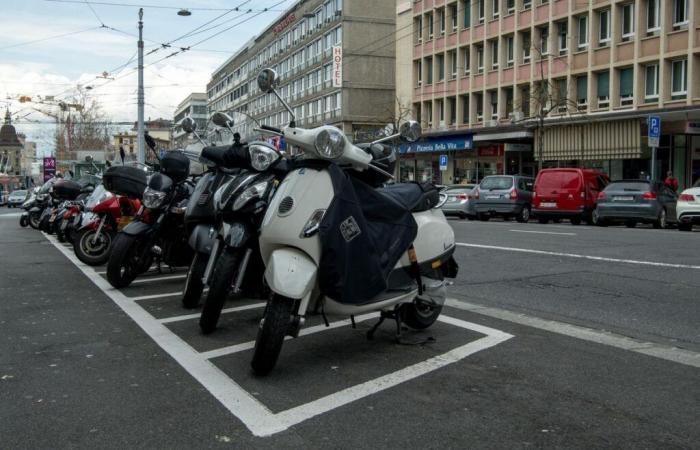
[0,0,294,154]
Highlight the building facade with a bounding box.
[401,0,700,188]
[173,93,208,148]
[207,0,397,145]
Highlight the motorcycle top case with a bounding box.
[52,180,82,200]
[103,166,148,198]
[160,151,190,183]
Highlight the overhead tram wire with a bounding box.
[0,26,102,51]
[44,0,259,11]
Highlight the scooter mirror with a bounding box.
[180,116,197,133]
[212,111,234,128]
[144,132,156,150]
[257,68,278,93]
[399,121,422,143]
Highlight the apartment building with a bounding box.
[402,0,700,188]
[207,0,396,147]
[173,93,208,149]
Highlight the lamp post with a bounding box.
[137,8,145,164]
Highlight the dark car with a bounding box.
[473,175,534,222]
[440,184,476,219]
[594,180,678,228]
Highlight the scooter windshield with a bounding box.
[84,185,112,209]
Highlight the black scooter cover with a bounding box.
[312,162,418,305]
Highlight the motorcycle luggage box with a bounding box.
[53,180,82,200]
[160,151,190,183]
[103,166,148,198]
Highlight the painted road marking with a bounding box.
[44,232,513,437]
[509,230,576,236]
[159,302,267,324]
[446,298,700,369]
[129,292,183,301]
[131,274,187,284]
[456,242,700,269]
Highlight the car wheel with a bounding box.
[678,222,692,232]
[653,209,666,229]
[591,208,600,225]
[625,220,637,228]
[516,205,531,223]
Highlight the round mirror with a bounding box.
[212,111,234,128]
[399,121,421,143]
[84,155,94,163]
[257,68,278,93]
[180,116,197,133]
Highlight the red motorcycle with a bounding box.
[73,185,141,266]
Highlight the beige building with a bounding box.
[207,0,397,144]
[173,93,208,148]
[400,0,700,188]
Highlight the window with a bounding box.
[619,68,633,106]
[577,15,588,49]
[477,45,484,73]
[576,76,588,109]
[475,93,484,121]
[597,71,609,107]
[644,64,659,101]
[492,0,499,19]
[478,0,485,23]
[416,60,423,86]
[671,59,687,99]
[506,0,515,14]
[428,13,434,39]
[557,79,567,112]
[522,32,531,62]
[490,91,498,120]
[539,26,549,56]
[621,3,635,41]
[490,40,499,69]
[506,36,514,67]
[463,47,471,74]
[450,4,458,31]
[646,0,660,33]
[461,94,469,124]
[505,88,514,116]
[673,0,688,27]
[449,50,457,78]
[598,9,610,45]
[437,99,445,123]
[416,16,423,42]
[523,0,531,10]
[463,0,471,28]
[437,54,445,81]
[439,8,446,35]
[426,57,433,84]
[448,97,456,124]
[558,22,568,55]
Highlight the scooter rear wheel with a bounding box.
[28,213,41,229]
[182,252,208,309]
[199,250,242,333]
[400,302,442,330]
[251,294,293,376]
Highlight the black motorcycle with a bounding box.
[106,149,194,289]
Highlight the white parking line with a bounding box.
[129,292,183,301]
[509,230,576,236]
[446,298,700,369]
[456,242,700,269]
[131,274,187,284]
[159,302,267,324]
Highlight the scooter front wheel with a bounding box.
[107,234,144,288]
[199,249,242,333]
[182,252,208,309]
[28,213,41,230]
[19,215,29,228]
[251,294,293,376]
[74,228,114,266]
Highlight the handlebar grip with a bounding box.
[260,124,282,134]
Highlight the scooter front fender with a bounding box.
[264,247,317,300]
[188,224,215,254]
[121,220,154,237]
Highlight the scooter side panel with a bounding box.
[396,208,455,268]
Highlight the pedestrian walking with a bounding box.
[664,171,679,192]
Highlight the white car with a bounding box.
[676,180,700,231]
[7,190,28,208]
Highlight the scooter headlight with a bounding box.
[249,144,280,171]
[142,187,167,208]
[314,129,345,159]
[232,181,269,211]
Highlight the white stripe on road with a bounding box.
[456,242,700,269]
[131,274,187,284]
[159,302,267,324]
[128,292,183,301]
[446,298,700,369]
[509,230,576,236]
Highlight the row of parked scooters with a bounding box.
[17,68,459,375]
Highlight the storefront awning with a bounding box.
[535,119,641,161]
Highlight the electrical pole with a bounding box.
[137,8,145,164]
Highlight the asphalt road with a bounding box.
[1,206,699,449]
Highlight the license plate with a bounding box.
[486,195,500,200]
[613,196,634,201]
[540,202,557,208]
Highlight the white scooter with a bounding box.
[251,68,459,375]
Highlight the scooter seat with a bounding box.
[376,182,440,212]
[201,146,228,167]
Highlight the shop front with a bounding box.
[398,134,474,185]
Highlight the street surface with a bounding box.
[1,206,699,449]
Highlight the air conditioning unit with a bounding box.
[487,120,498,127]
[438,120,446,129]
[510,111,524,121]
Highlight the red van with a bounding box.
[532,168,609,224]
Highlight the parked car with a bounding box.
[532,168,609,225]
[440,184,476,219]
[594,180,678,228]
[7,190,28,208]
[473,175,534,222]
[676,179,700,231]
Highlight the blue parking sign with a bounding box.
[648,116,661,147]
[439,154,448,171]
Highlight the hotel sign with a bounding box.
[332,46,343,88]
[273,13,296,34]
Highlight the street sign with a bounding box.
[648,116,661,148]
[439,154,448,171]
[43,157,56,181]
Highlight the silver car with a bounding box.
[7,190,28,208]
[440,185,476,219]
[473,175,534,222]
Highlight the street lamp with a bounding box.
[177,8,192,16]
